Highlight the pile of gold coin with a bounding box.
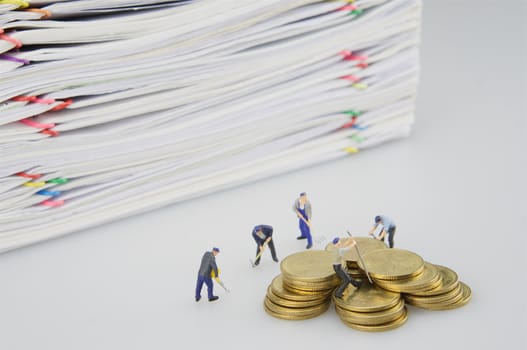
[263,250,338,320]
[264,275,331,320]
[334,282,408,331]
[403,265,472,310]
[264,239,472,330]
[357,249,472,310]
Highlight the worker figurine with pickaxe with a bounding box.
[292,192,312,249]
[331,237,362,299]
[252,225,278,267]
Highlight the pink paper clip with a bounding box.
[41,199,65,207]
[19,118,56,130]
[12,95,56,104]
[340,75,360,83]
[337,4,357,11]
[0,34,22,49]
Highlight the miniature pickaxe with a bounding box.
[250,240,268,267]
[346,230,373,284]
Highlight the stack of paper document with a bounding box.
[0,0,421,253]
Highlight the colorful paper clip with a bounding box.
[24,8,52,19]
[0,33,22,48]
[41,199,64,207]
[47,177,69,184]
[0,0,29,9]
[16,172,42,179]
[36,189,61,197]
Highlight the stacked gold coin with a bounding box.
[264,275,331,320]
[264,240,472,328]
[280,250,340,294]
[333,282,407,331]
[325,237,387,280]
[357,248,425,282]
[373,262,442,293]
[403,265,472,310]
[263,250,337,320]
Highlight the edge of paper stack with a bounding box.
[0,0,421,253]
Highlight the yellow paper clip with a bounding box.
[352,83,368,90]
[344,147,359,154]
[23,181,46,187]
[0,0,29,9]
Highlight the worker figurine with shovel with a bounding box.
[293,192,312,249]
[251,225,279,267]
[195,247,224,302]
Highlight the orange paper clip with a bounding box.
[40,129,59,137]
[25,8,52,19]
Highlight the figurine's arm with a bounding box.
[210,256,219,278]
[292,199,301,217]
[305,202,312,222]
[342,237,356,248]
[368,224,378,236]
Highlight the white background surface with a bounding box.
[0,1,525,349]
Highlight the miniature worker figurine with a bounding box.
[292,192,312,249]
[369,215,396,248]
[252,225,278,266]
[195,247,220,302]
[332,237,362,298]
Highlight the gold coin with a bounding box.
[407,292,463,310]
[264,296,330,318]
[409,264,459,296]
[270,275,328,302]
[282,282,335,297]
[326,237,388,263]
[440,282,472,309]
[267,286,328,308]
[408,282,471,310]
[336,299,406,326]
[358,249,424,280]
[405,283,462,305]
[263,301,329,320]
[340,308,408,332]
[282,274,339,288]
[333,281,401,312]
[373,262,441,293]
[281,250,337,283]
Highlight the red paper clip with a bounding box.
[16,172,42,179]
[339,116,358,129]
[50,98,73,111]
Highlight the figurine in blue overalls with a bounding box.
[292,192,312,249]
